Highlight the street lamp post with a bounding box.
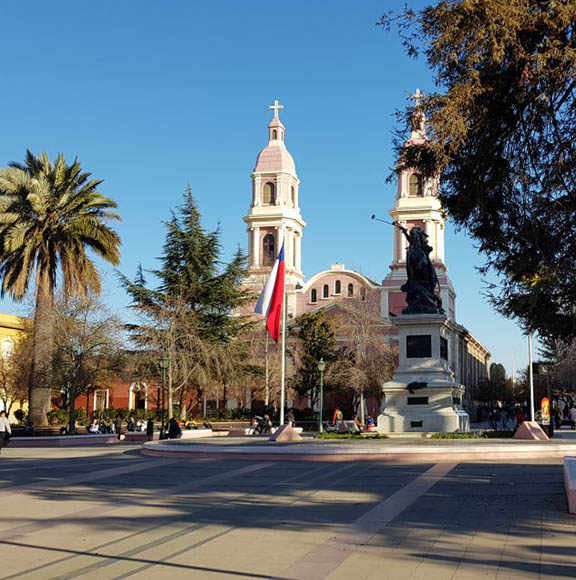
[318,358,326,433]
[159,357,169,439]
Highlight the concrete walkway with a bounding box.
[0,446,574,579]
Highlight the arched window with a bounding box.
[361,287,366,301]
[322,284,329,299]
[291,186,296,206]
[263,233,275,266]
[409,174,424,197]
[272,129,277,140]
[334,280,341,295]
[347,283,354,297]
[263,182,276,205]
[310,289,317,303]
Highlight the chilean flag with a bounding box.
[254,243,285,343]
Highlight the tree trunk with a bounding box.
[178,389,187,420]
[167,373,173,419]
[29,269,55,427]
[68,391,77,435]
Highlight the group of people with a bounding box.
[87,415,156,441]
[485,406,523,430]
[332,408,376,433]
[479,401,576,431]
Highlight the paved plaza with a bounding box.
[0,445,575,579]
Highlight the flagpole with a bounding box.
[280,290,287,425]
[279,225,287,425]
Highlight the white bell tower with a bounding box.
[243,100,306,288]
[382,89,456,320]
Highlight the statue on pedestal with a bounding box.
[396,223,444,315]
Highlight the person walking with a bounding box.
[167,417,182,439]
[332,408,343,431]
[114,415,123,440]
[146,417,155,441]
[570,406,576,430]
[0,410,11,455]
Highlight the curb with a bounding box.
[141,441,576,462]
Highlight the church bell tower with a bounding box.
[243,100,306,288]
[382,89,456,320]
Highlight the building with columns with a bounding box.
[243,98,490,408]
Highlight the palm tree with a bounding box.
[0,151,121,426]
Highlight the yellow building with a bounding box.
[0,312,30,420]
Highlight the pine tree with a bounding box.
[119,186,251,417]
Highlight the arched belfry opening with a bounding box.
[263,233,276,266]
[263,182,276,205]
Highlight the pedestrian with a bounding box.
[114,415,123,440]
[146,417,155,441]
[0,410,11,455]
[167,417,182,439]
[490,408,499,429]
[570,407,576,430]
[515,407,525,431]
[287,408,295,427]
[332,408,343,431]
[500,408,508,430]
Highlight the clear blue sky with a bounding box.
[0,0,532,376]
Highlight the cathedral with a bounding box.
[243,98,491,406]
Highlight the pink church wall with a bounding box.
[388,292,407,316]
[295,272,379,315]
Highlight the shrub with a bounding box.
[13,409,26,424]
[314,432,387,440]
[431,430,514,439]
[291,408,317,421]
[45,407,90,426]
[47,409,68,425]
[203,408,251,421]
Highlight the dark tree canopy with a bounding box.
[290,309,338,404]
[382,1,576,340]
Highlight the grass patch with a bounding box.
[314,432,388,440]
[431,430,514,439]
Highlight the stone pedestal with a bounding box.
[377,314,469,433]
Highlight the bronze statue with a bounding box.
[396,223,444,315]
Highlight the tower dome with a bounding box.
[254,103,296,174]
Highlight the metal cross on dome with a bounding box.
[269,99,284,118]
[409,88,425,106]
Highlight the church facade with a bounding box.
[243,98,490,408]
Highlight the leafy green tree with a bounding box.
[477,361,510,402]
[490,363,506,383]
[120,186,250,418]
[290,309,338,409]
[0,151,121,425]
[382,1,576,340]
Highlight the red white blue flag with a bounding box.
[254,243,285,343]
